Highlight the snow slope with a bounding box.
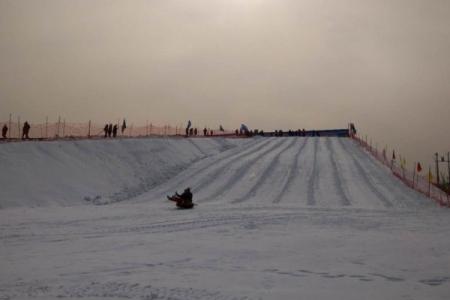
[1,137,449,300]
[132,137,433,210]
[0,137,247,208]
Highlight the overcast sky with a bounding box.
[1,0,449,168]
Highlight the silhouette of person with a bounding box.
[186,120,192,137]
[121,119,127,134]
[22,121,31,139]
[175,188,193,207]
[108,124,113,137]
[104,124,109,138]
[2,124,8,139]
[112,125,118,138]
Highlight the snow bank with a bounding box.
[0,137,243,208]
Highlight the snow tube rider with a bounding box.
[167,188,194,209]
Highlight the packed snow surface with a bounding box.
[1,137,449,299]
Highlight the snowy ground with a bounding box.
[1,137,449,299]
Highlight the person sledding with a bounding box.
[167,187,194,209]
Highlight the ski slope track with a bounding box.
[1,137,449,300]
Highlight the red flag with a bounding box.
[417,162,422,172]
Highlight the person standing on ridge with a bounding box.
[112,124,118,138]
[104,124,109,138]
[22,121,31,139]
[2,124,8,139]
[185,120,192,137]
[108,124,113,137]
[121,119,127,134]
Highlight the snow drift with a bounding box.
[0,137,245,208]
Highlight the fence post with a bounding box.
[17,116,21,139]
[62,119,66,137]
[88,120,91,138]
[56,116,61,138]
[384,145,387,164]
[402,156,406,179]
[45,116,48,138]
[8,113,12,139]
[435,153,440,185]
[412,162,416,189]
[390,151,395,170]
[429,166,432,197]
[447,152,450,191]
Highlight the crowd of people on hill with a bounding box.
[183,124,310,137]
[183,127,217,136]
[185,120,219,137]
[103,120,127,138]
[275,129,309,137]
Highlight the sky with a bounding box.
[1,0,449,169]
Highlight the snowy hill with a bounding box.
[0,137,433,209]
[1,137,449,300]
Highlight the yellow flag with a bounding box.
[400,158,406,168]
[428,170,433,182]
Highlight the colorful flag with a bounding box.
[417,162,422,172]
[428,169,433,182]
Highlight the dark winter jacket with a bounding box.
[179,190,193,202]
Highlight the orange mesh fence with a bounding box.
[0,120,237,140]
[353,135,449,207]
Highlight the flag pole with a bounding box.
[18,116,21,139]
[391,150,395,170]
[8,113,12,139]
[428,166,432,198]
